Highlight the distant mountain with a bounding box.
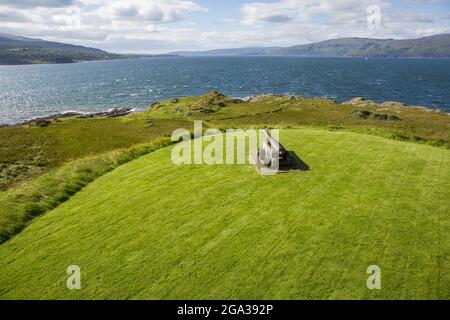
[271,34,450,57]
[171,34,450,58]
[0,33,120,65]
[171,47,280,56]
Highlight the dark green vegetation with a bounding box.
[352,110,401,121]
[172,34,450,58]
[0,92,449,299]
[0,48,119,65]
[0,129,448,299]
[0,33,119,65]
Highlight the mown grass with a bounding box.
[0,129,448,299]
[0,137,174,244]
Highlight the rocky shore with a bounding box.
[1,108,134,128]
[344,97,448,114]
[243,94,448,115]
[1,94,448,129]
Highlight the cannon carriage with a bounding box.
[257,130,293,171]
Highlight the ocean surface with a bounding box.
[0,56,449,124]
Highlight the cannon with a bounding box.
[257,130,293,170]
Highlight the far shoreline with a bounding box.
[1,55,449,67]
[0,55,178,67]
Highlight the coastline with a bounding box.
[1,94,449,128]
[0,107,135,128]
[0,55,178,67]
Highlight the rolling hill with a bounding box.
[0,33,120,65]
[272,34,450,57]
[171,46,281,57]
[171,34,450,58]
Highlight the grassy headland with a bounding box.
[2,93,449,192]
[0,92,449,299]
[1,92,449,242]
[0,129,448,299]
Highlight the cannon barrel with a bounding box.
[261,130,289,157]
[257,130,296,171]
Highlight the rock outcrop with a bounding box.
[248,94,303,103]
[79,108,133,119]
[352,110,401,121]
[380,101,407,107]
[344,97,377,107]
[344,97,448,115]
[21,108,133,127]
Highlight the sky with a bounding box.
[0,0,449,53]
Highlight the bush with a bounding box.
[352,110,373,119]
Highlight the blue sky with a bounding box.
[0,0,449,53]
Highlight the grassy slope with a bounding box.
[0,118,190,191]
[0,129,448,300]
[0,137,175,243]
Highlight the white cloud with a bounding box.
[0,0,448,53]
[97,0,207,24]
[0,0,77,8]
[237,0,449,47]
[0,0,207,50]
[241,0,388,26]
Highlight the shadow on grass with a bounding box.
[279,151,310,172]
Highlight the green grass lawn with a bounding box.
[0,129,448,299]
